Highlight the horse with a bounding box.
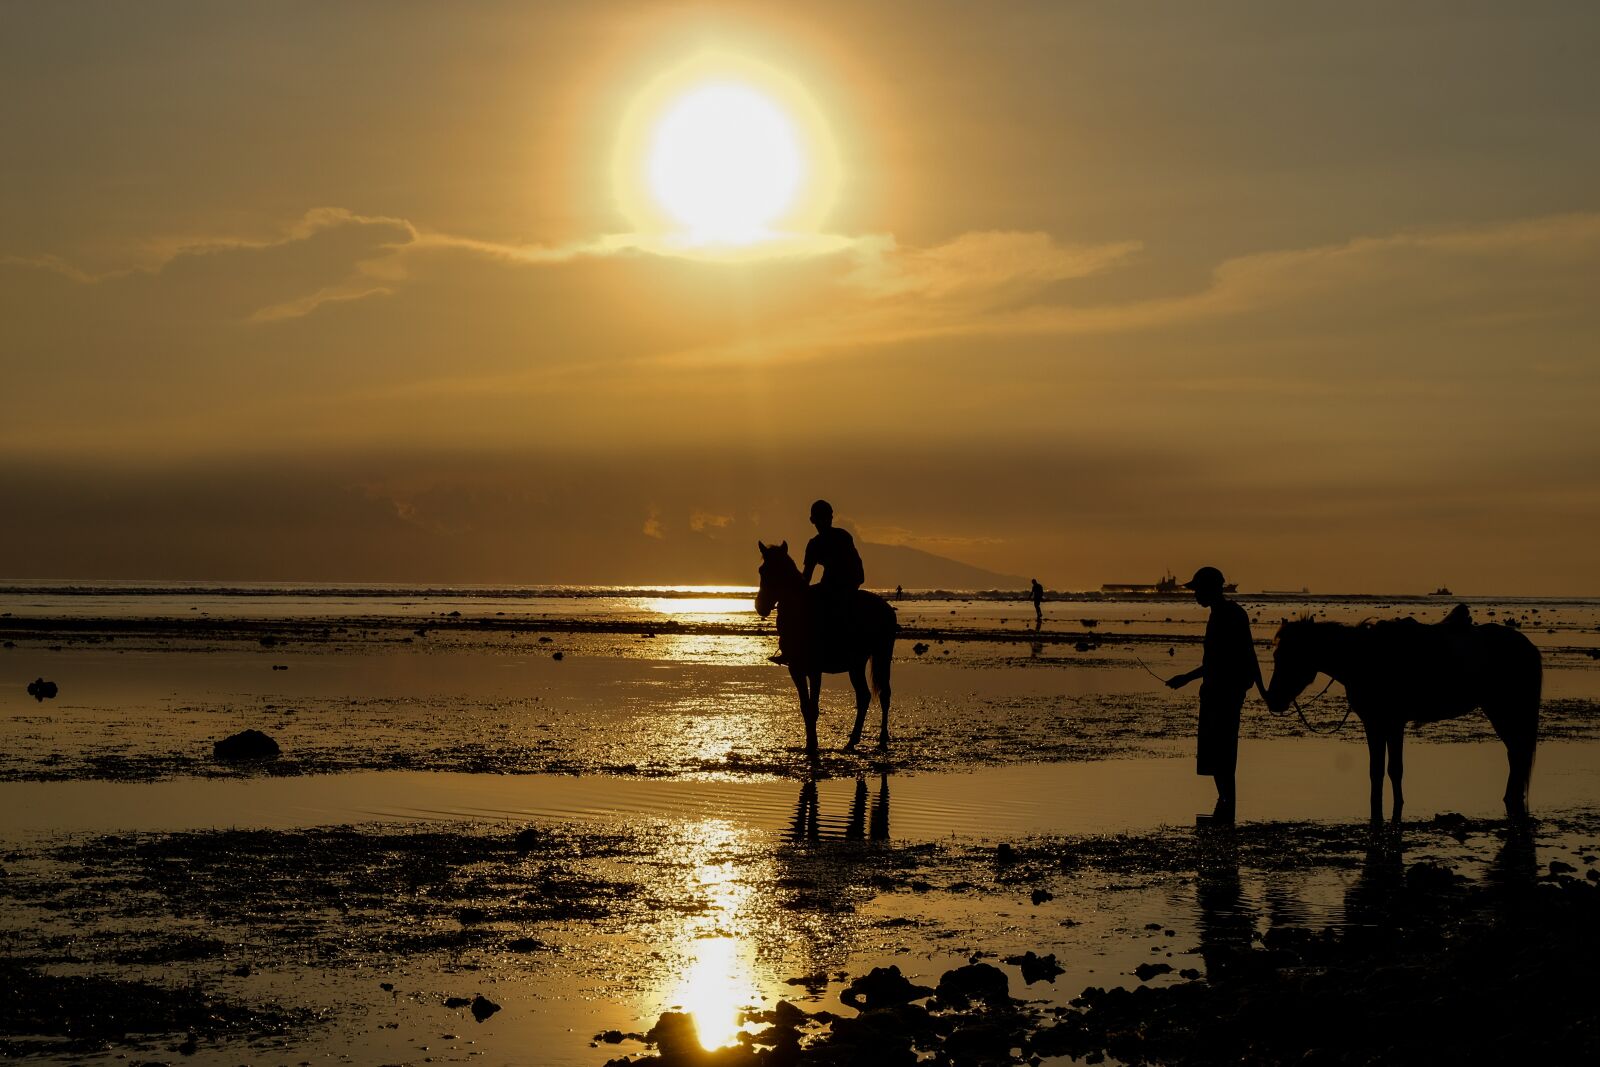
[1263,608,1542,824]
[755,540,897,757]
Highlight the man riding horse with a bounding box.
[770,499,864,665]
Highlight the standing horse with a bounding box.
[1264,610,1542,823]
[756,541,897,756]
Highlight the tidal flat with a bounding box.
[2,590,1599,1063]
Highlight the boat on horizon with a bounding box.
[1430,586,1453,596]
[1100,571,1237,595]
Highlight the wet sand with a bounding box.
[2,591,1599,1063]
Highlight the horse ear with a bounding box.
[780,540,788,551]
[758,540,766,553]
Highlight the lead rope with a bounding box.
[1136,656,1350,735]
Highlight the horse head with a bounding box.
[1264,616,1319,713]
[755,540,799,619]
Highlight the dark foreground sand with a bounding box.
[3,812,1598,1064]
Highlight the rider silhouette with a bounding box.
[771,499,864,665]
[1166,566,1262,825]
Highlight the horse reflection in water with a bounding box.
[791,775,891,843]
[756,541,897,757]
[1264,604,1543,824]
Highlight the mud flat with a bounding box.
[3,810,1598,1064]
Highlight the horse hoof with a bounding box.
[842,738,860,753]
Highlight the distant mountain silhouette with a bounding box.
[856,541,1026,591]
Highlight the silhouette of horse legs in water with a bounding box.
[756,541,896,757]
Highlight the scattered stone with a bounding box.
[1031,888,1054,905]
[1550,860,1577,876]
[839,965,933,1011]
[1179,968,1201,980]
[470,995,500,1022]
[26,677,58,701]
[1133,962,1173,981]
[538,636,553,643]
[552,652,564,661]
[444,996,472,1009]
[1003,951,1065,984]
[514,827,542,851]
[996,843,1017,865]
[912,642,930,655]
[212,729,280,761]
[934,963,1010,1009]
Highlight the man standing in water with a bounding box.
[1030,578,1045,627]
[770,499,865,664]
[1166,566,1262,824]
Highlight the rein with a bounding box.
[1279,676,1349,735]
[1136,655,1350,735]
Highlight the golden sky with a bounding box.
[2,1,1598,592]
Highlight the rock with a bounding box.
[552,651,564,661]
[1003,951,1064,984]
[470,995,500,1022]
[1031,888,1054,905]
[935,963,1010,1009]
[513,827,542,851]
[1179,968,1202,980]
[1550,860,1577,876]
[996,843,1017,865]
[26,678,58,701]
[212,729,280,761]
[912,642,930,655]
[445,996,472,1009]
[645,1011,700,1056]
[840,965,934,1011]
[258,635,278,647]
[1134,962,1173,981]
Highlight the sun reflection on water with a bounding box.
[658,820,764,1050]
[641,596,757,617]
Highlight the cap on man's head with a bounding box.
[810,499,833,520]
[1184,566,1226,590]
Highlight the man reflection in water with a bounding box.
[1167,566,1262,824]
[771,499,865,665]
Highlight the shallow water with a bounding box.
[3,588,1599,1064]
[5,739,1600,839]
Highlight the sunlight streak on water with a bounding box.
[641,597,757,617]
[660,820,763,1050]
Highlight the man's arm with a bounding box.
[1167,665,1204,689]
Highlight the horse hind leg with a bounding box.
[844,664,870,751]
[871,640,893,749]
[1486,700,1539,819]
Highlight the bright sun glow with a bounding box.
[648,83,804,244]
[615,53,840,253]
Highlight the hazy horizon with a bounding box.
[4,2,1597,594]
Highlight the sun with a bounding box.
[615,53,840,251]
[647,83,803,244]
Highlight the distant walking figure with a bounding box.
[1166,566,1262,824]
[772,500,864,665]
[1030,578,1044,626]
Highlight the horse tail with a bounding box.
[869,600,897,701]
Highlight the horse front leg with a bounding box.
[791,666,819,758]
[1386,725,1405,825]
[1363,718,1386,825]
[844,664,869,751]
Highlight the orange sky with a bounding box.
[2,1,1598,593]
